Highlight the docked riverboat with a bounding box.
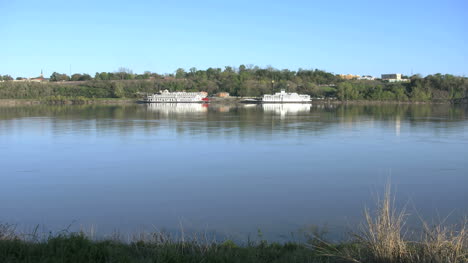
[262,90,311,103]
[144,90,209,103]
[241,90,311,104]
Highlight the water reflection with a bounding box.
[396,115,401,137]
[146,103,209,115]
[0,104,466,137]
[262,103,311,118]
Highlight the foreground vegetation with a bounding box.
[0,234,323,263]
[1,66,467,102]
[1,186,466,263]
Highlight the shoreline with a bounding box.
[0,98,137,106]
[0,98,462,106]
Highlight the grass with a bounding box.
[316,185,467,263]
[0,223,16,241]
[0,184,466,263]
[416,218,468,263]
[0,233,329,263]
[357,184,408,262]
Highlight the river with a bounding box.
[0,103,467,241]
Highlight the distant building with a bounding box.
[28,70,47,82]
[338,74,360,80]
[381,73,408,82]
[216,92,230,98]
[12,71,48,82]
[357,75,376,80]
[30,77,46,82]
[13,78,28,82]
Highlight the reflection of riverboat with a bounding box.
[144,90,209,103]
[146,103,208,114]
[262,103,311,116]
[240,98,262,104]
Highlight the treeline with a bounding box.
[0,75,14,81]
[1,66,467,101]
[336,75,468,101]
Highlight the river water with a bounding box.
[0,103,467,241]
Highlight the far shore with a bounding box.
[0,97,463,106]
[0,98,137,106]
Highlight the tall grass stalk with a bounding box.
[356,184,408,262]
[415,218,467,263]
[0,223,17,240]
[318,183,467,263]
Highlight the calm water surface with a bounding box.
[0,103,467,240]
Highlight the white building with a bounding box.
[358,75,376,80]
[381,73,408,82]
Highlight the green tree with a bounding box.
[393,84,408,101]
[1,75,13,81]
[50,72,69,81]
[111,82,125,98]
[71,74,82,81]
[337,82,359,100]
[99,72,109,80]
[175,68,186,79]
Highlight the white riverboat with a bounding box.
[144,90,209,103]
[262,90,311,103]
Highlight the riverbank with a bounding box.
[0,98,137,106]
[1,220,466,263]
[1,187,466,263]
[0,235,324,263]
[0,97,461,107]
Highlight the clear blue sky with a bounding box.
[2,0,467,78]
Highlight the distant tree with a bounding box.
[111,82,125,98]
[1,66,467,101]
[116,67,133,80]
[71,74,83,81]
[50,72,70,81]
[239,64,246,73]
[175,68,186,79]
[108,72,117,80]
[337,82,359,100]
[70,73,91,81]
[1,75,13,81]
[393,84,408,101]
[224,66,234,73]
[79,74,92,81]
[150,73,161,79]
[99,72,109,80]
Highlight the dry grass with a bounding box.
[355,184,409,262]
[0,223,17,241]
[318,183,467,263]
[414,218,468,263]
[2,184,466,263]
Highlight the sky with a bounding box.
[1,0,467,78]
